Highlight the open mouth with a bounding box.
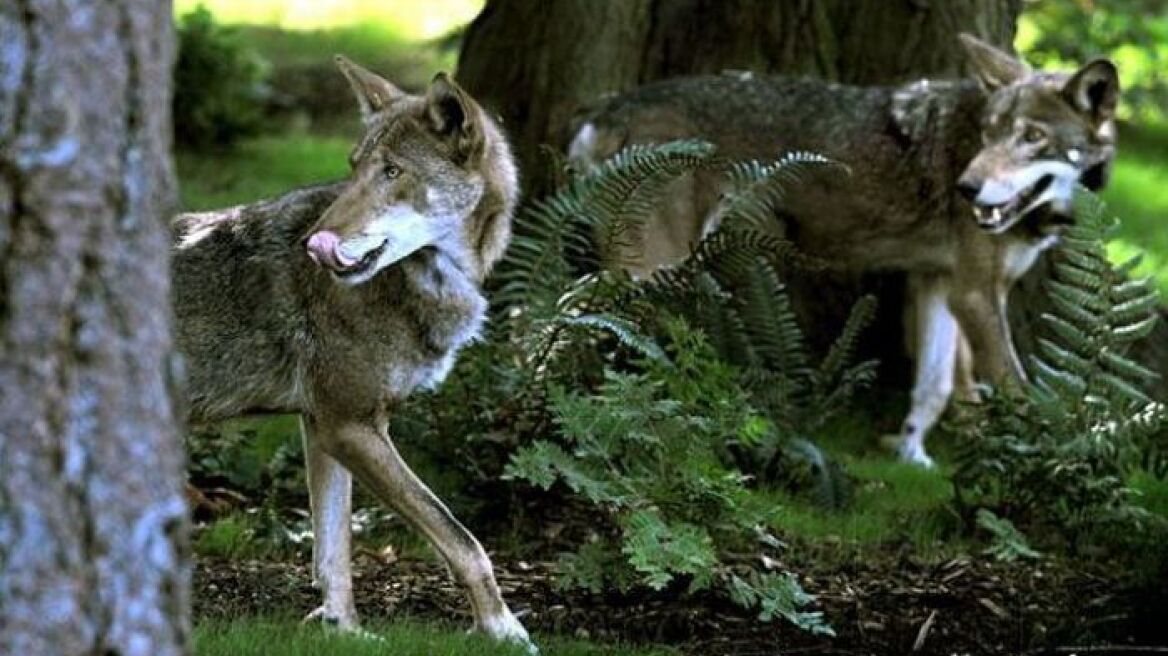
[972,173,1055,234]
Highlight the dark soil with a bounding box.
[194,549,1167,655]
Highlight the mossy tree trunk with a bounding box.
[0,1,190,654]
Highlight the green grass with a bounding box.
[1105,121,1168,296]
[1130,469,1168,520]
[195,617,672,656]
[177,135,351,211]
[763,441,964,564]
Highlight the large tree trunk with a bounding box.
[459,0,1021,195]
[0,2,190,654]
[459,0,1168,402]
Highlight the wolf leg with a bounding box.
[891,274,958,468]
[301,415,359,630]
[953,327,981,403]
[315,417,534,650]
[951,286,1027,388]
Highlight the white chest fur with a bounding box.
[1002,235,1060,284]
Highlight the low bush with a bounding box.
[175,5,270,150]
[952,192,1167,555]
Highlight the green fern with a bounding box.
[953,190,1166,551]
[1031,191,1161,409]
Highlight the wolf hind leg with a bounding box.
[301,415,359,630]
[313,416,535,651]
[888,274,959,468]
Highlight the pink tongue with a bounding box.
[306,231,357,269]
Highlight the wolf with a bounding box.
[569,34,1119,467]
[172,58,532,647]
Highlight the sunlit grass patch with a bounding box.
[1105,121,1168,296]
[174,0,483,40]
[764,455,961,564]
[178,134,351,211]
[194,616,673,656]
[1129,469,1168,520]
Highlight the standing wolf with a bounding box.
[172,58,532,647]
[570,35,1119,467]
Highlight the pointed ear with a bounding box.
[426,73,485,164]
[335,55,403,121]
[958,33,1029,91]
[1062,58,1119,126]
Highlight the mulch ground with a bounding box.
[194,550,1167,655]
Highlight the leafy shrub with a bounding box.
[174,5,270,150]
[952,191,1167,551]
[195,513,265,559]
[393,141,882,634]
[506,320,832,634]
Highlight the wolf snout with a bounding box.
[306,230,357,270]
[956,177,981,203]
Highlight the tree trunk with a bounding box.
[459,0,1021,195]
[0,2,190,654]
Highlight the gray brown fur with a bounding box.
[172,59,532,647]
[570,35,1119,466]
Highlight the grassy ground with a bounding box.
[1104,121,1168,296]
[195,617,671,656]
[178,134,351,210]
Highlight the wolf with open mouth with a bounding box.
[570,34,1119,467]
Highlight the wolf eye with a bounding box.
[1022,126,1046,144]
[384,164,402,179]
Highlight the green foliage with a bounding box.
[1020,1,1168,121]
[506,322,830,635]
[393,141,878,634]
[195,513,267,560]
[177,135,351,210]
[195,616,671,656]
[976,509,1041,562]
[953,191,1166,551]
[727,571,829,631]
[175,5,271,149]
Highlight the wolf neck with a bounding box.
[892,77,987,181]
[383,247,488,353]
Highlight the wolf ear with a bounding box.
[335,55,403,121]
[1062,58,1119,126]
[958,33,1029,91]
[426,73,485,164]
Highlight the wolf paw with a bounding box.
[881,434,936,469]
[302,605,361,633]
[478,610,538,654]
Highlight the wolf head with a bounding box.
[955,34,1119,236]
[305,57,517,285]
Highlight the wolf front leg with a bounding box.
[300,415,359,630]
[949,284,1028,388]
[314,416,535,651]
[891,274,959,468]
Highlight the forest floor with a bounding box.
[192,539,1166,655]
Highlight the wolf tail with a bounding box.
[567,120,626,175]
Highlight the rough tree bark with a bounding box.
[0,2,190,654]
[459,0,1168,400]
[459,0,1021,195]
